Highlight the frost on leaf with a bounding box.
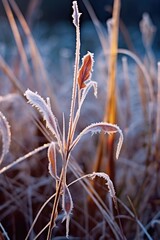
[78,52,94,89]
[72,1,81,27]
[62,186,73,238]
[0,112,11,164]
[24,89,59,138]
[88,172,117,208]
[48,142,59,180]
[70,122,123,159]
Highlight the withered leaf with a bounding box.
[0,112,11,164]
[70,122,123,159]
[78,52,94,89]
[48,142,59,180]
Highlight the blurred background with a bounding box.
[0,0,160,58]
[0,0,159,70]
[0,0,160,25]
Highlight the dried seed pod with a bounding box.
[78,52,94,89]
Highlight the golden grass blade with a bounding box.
[96,0,120,182]
[83,0,154,103]
[105,0,120,118]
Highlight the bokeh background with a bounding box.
[0,1,160,239]
[0,0,159,25]
[1,0,160,56]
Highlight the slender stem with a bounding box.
[46,168,64,240]
[0,144,50,174]
[0,223,10,240]
[67,24,80,147]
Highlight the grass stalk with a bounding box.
[67,8,81,146]
[95,0,120,183]
[2,0,30,76]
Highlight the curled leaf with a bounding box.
[62,186,73,238]
[89,172,117,207]
[24,89,60,143]
[0,112,11,164]
[72,1,81,27]
[48,142,59,180]
[70,122,123,159]
[78,52,94,89]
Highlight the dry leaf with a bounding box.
[62,186,73,238]
[78,52,94,89]
[70,122,123,159]
[24,89,60,143]
[48,142,59,180]
[0,112,11,164]
[88,171,117,207]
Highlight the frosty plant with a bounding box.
[0,112,11,165]
[24,1,123,239]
